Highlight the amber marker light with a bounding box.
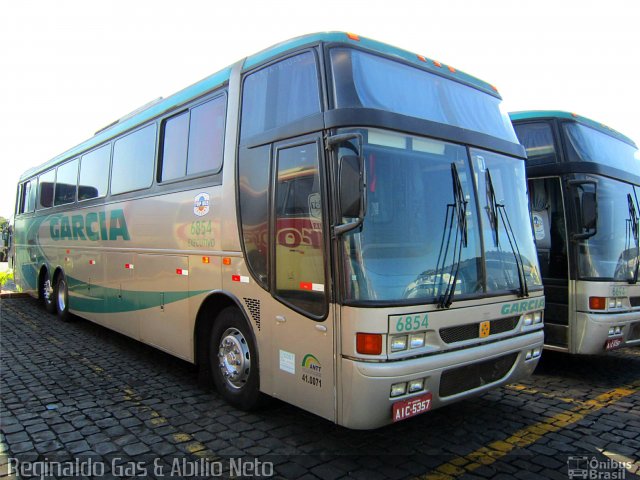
[356,333,383,355]
[346,32,360,41]
[222,257,231,266]
[589,297,607,310]
[202,256,210,264]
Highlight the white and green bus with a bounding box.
[511,111,640,354]
[14,33,544,429]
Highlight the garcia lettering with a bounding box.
[49,209,130,242]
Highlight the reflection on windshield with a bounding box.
[472,149,541,293]
[341,129,541,304]
[564,123,640,175]
[577,177,640,282]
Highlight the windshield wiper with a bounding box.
[626,193,639,284]
[435,163,468,308]
[486,169,529,297]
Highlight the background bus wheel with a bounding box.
[55,272,71,322]
[42,270,56,314]
[209,307,263,410]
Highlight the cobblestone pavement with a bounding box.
[1,297,639,479]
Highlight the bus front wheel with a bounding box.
[209,307,263,410]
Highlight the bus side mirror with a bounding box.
[581,191,597,230]
[339,155,364,219]
[327,132,366,236]
[569,180,597,241]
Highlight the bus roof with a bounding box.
[509,110,637,148]
[21,32,501,181]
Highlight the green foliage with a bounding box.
[0,269,14,288]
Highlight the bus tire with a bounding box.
[209,307,263,410]
[55,272,71,322]
[42,269,56,314]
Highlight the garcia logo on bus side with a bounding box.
[48,209,130,241]
[500,297,545,315]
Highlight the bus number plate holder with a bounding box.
[392,393,432,422]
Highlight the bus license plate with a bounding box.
[605,337,623,351]
[392,393,432,423]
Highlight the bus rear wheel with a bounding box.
[42,270,56,314]
[55,272,71,322]
[209,307,263,410]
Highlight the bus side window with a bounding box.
[160,94,226,182]
[240,51,321,141]
[513,122,557,165]
[54,158,79,206]
[274,142,326,318]
[18,180,36,214]
[79,144,110,201]
[111,124,157,195]
[238,145,271,288]
[38,169,55,209]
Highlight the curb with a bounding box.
[0,291,29,299]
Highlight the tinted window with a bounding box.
[160,95,226,182]
[513,122,557,165]
[18,180,36,214]
[275,142,326,317]
[187,96,226,175]
[331,48,518,143]
[241,52,320,140]
[111,124,157,195]
[563,122,640,175]
[54,159,79,206]
[161,112,189,181]
[79,144,111,200]
[38,170,55,209]
[238,145,271,288]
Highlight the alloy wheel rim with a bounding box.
[217,328,251,389]
[57,280,66,312]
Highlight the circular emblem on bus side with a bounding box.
[194,193,210,217]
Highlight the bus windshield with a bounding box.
[577,177,640,282]
[340,129,541,304]
[330,48,518,143]
[564,123,640,175]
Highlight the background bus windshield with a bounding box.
[564,123,640,175]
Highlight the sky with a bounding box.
[1,0,639,219]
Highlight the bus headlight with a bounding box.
[409,333,425,349]
[391,382,407,397]
[390,336,408,352]
[408,378,424,393]
[609,326,622,337]
[523,311,543,327]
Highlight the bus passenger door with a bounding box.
[266,137,336,422]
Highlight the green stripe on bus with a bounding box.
[67,275,208,314]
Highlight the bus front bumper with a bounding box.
[573,311,640,354]
[339,330,543,429]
